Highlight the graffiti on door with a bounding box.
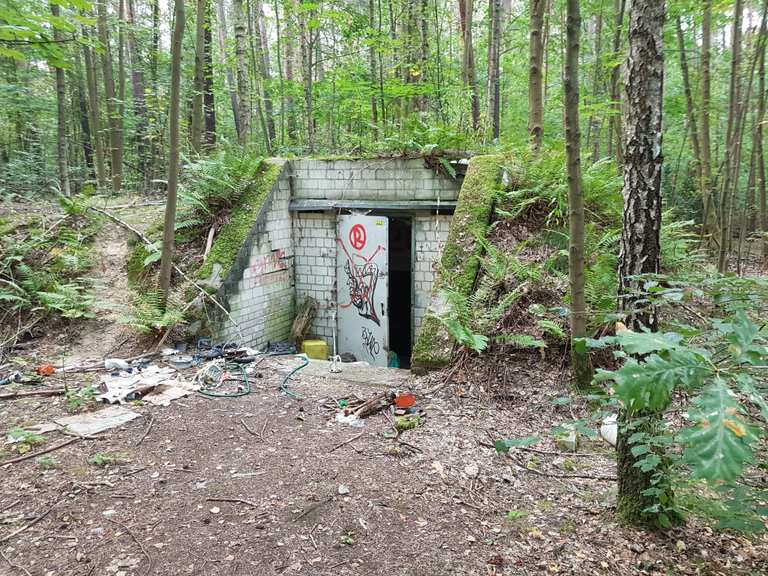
[361,326,381,359]
[337,226,385,326]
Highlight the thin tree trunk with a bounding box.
[587,4,604,162]
[233,0,251,145]
[458,0,480,131]
[759,16,768,260]
[564,0,591,388]
[216,0,240,138]
[675,17,703,191]
[97,0,123,193]
[299,5,315,151]
[74,49,94,176]
[159,0,185,307]
[717,0,745,272]
[606,0,626,164]
[617,0,666,526]
[488,0,502,141]
[285,0,297,141]
[203,3,217,148]
[528,0,546,150]
[274,0,286,146]
[50,3,70,196]
[126,0,149,180]
[254,0,276,144]
[247,0,272,153]
[369,0,379,136]
[191,0,207,154]
[82,28,107,191]
[700,0,715,238]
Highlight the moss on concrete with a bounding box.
[411,154,519,373]
[197,161,282,281]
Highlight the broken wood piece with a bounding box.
[350,391,395,419]
[106,518,154,576]
[329,432,364,453]
[0,437,79,467]
[136,414,154,446]
[0,388,67,401]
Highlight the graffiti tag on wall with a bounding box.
[244,250,287,279]
[361,326,380,359]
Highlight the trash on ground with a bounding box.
[104,358,131,371]
[54,405,141,436]
[4,422,59,444]
[195,359,251,397]
[0,372,22,386]
[36,364,55,376]
[600,414,618,446]
[97,364,197,405]
[394,392,416,409]
[335,412,364,428]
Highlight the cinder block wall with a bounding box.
[215,165,295,348]
[289,158,459,201]
[292,212,337,343]
[413,215,452,337]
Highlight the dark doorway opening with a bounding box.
[388,216,412,368]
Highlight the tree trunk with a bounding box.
[255,0,276,144]
[528,0,546,150]
[587,5,604,163]
[73,49,94,177]
[606,0,626,164]
[564,0,591,388]
[203,4,217,148]
[191,0,208,154]
[50,3,71,197]
[369,0,379,136]
[717,0,745,272]
[675,17,703,193]
[285,0,298,141]
[617,0,666,526]
[299,5,315,151]
[458,0,480,131]
[233,0,251,145]
[216,0,241,138]
[159,0,186,307]
[97,0,123,193]
[759,16,768,260]
[126,0,150,180]
[82,28,107,191]
[247,0,272,153]
[700,0,715,238]
[488,0,502,141]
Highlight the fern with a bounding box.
[494,334,547,348]
[119,290,185,334]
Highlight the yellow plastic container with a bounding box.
[301,339,329,360]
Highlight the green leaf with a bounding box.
[614,330,684,355]
[495,436,540,453]
[680,380,756,483]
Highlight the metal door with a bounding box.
[336,214,388,367]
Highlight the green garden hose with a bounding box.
[279,354,309,399]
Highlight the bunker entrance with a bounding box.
[336,212,413,369]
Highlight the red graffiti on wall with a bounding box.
[349,224,367,250]
[244,249,287,279]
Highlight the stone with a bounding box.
[555,429,579,452]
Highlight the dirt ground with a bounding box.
[2,203,767,576]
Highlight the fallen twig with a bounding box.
[329,432,364,453]
[0,500,21,513]
[106,518,154,576]
[0,504,56,544]
[136,414,154,446]
[0,437,79,467]
[397,439,422,452]
[510,459,616,482]
[0,388,67,400]
[293,496,333,521]
[205,497,261,509]
[240,418,260,438]
[0,549,32,576]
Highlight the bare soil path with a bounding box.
[1,355,766,576]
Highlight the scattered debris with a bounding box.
[555,428,579,452]
[600,414,618,446]
[54,405,141,436]
[98,364,197,405]
[36,364,55,376]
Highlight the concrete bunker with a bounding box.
[209,157,467,368]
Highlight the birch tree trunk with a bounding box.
[159,0,186,307]
[617,0,667,525]
[564,0,591,388]
[528,0,546,150]
[50,2,70,197]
